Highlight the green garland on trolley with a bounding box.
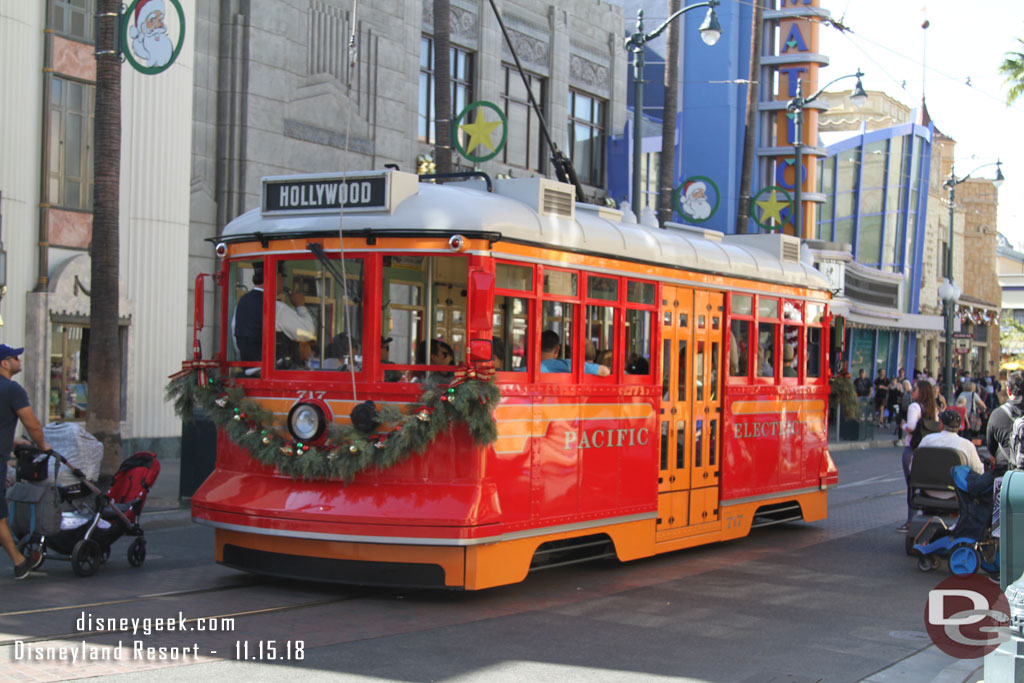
[166,366,501,482]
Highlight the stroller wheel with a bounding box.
[917,556,936,572]
[127,538,146,568]
[950,546,980,576]
[72,539,102,577]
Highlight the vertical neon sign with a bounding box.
[772,0,822,238]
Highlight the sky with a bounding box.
[816,0,1024,248]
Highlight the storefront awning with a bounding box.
[830,299,946,333]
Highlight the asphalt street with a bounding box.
[0,445,996,682]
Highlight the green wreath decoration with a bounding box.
[166,365,501,482]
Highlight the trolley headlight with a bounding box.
[287,402,327,442]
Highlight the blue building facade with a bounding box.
[609,0,752,230]
[815,120,939,377]
[606,0,946,381]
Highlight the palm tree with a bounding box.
[89,0,123,477]
[657,0,681,226]
[433,0,453,174]
[999,37,1024,105]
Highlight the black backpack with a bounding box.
[910,416,941,450]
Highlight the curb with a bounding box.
[141,506,193,530]
[829,439,902,452]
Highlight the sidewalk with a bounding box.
[141,454,193,529]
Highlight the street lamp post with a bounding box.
[940,160,1005,402]
[786,71,868,236]
[625,0,722,220]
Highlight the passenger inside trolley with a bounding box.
[490,337,506,370]
[540,330,569,373]
[323,333,359,371]
[232,261,315,370]
[584,340,612,376]
[783,344,798,377]
[380,336,402,382]
[412,339,455,381]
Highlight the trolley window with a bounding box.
[541,300,575,374]
[624,279,655,377]
[496,262,532,291]
[756,296,779,381]
[584,275,616,378]
[781,300,801,380]
[494,262,534,373]
[272,257,365,373]
[539,267,578,377]
[805,303,825,379]
[383,254,466,381]
[728,294,752,379]
[228,259,263,367]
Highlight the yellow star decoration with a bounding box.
[459,107,502,153]
[756,189,789,226]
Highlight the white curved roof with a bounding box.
[222,172,829,291]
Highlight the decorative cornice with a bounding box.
[569,53,609,90]
[450,5,476,40]
[501,28,548,71]
[421,0,477,40]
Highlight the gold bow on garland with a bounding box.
[166,360,502,482]
[451,361,496,387]
[168,358,220,385]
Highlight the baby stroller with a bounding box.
[909,462,999,576]
[9,447,160,577]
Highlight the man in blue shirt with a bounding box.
[540,331,610,376]
[540,330,571,373]
[0,344,51,579]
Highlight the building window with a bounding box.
[501,65,546,173]
[567,89,606,188]
[939,241,949,280]
[48,76,95,211]
[50,0,94,43]
[418,36,474,145]
[49,321,128,422]
[639,152,660,211]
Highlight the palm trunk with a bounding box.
[433,0,453,174]
[735,0,763,234]
[88,0,123,477]
[657,0,681,227]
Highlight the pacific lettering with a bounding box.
[561,426,649,450]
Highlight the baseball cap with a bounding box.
[0,344,24,361]
[939,409,962,430]
[381,336,393,345]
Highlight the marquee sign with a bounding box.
[261,173,389,215]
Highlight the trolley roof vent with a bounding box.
[724,233,803,264]
[494,177,575,221]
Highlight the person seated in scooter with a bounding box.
[918,409,985,481]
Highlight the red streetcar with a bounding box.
[183,169,837,590]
